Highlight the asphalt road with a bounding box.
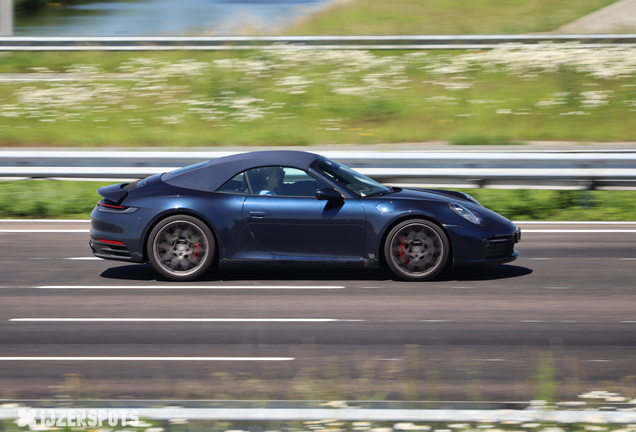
[0,220,635,401]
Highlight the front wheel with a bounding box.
[147,215,215,281]
[384,219,449,281]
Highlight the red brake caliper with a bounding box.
[193,242,201,259]
[399,237,409,264]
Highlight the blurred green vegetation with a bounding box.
[286,0,617,35]
[465,188,636,221]
[2,49,636,146]
[1,181,634,220]
[0,180,111,219]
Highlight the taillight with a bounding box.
[98,199,128,210]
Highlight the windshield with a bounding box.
[316,157,392,197]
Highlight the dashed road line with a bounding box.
[0,230,88,233]
[0,219,90,223]
[10,318,342,323]
[515,221,636,225]
[0,357,294,361]
[35,285,346,289]
[522,230,636,233]
[67,257,102,260]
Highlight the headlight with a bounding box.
[450,203,481,225]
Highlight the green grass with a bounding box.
[1,181,634,220]
[285,0,618,35]
[2,48,636,147]
[0,180,111,219]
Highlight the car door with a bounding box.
[242,166,366,259]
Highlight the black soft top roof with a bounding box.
[162,150,321,192]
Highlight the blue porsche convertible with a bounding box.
[90,150,520,281]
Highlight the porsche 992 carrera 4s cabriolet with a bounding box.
[90,150,520,281]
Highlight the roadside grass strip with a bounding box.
[6,46,636,148]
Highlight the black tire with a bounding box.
[147,215,215,281]
[384,219,449,282]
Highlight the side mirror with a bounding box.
[316,187,343,201]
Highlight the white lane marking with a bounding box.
[528,258,554,260]
[1,257,101,261]
[10,318,340,322]
[2,220,632,225]
[36,285,345,289]
[515,221,636,225]
[0,219,90,223]
[3,229,635,234]
[472,359,506,362]
[5,220,632,224]
[561,320,578,323]
[451,286,477,289]
[0,230,88,233]
[0,357,294,361]
[619,258,636,260]
[582,360,613,363]
[421,320,451,322]
[620,321,636,323]
[545,286,569,290]
[523,230,636,233]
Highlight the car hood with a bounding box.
[379,188,512,227]
[385,187,473,203]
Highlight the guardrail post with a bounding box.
[0,0,12,37]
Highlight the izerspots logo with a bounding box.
[17,408,140,428]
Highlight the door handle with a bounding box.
[249,211,270,218]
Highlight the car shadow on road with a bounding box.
[439,265,533,282]
[99,263,532,282]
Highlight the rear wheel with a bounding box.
[147,215,215,281]
[384,219,449,281]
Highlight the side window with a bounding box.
[245,166,331,197]
[217,172,249,194]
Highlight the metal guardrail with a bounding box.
[1,150,636,190]
[2,35,636,50]
[3,406,636,423]
[1,399,636,422]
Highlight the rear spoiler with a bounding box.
[97,183,128,205]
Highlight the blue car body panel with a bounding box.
[90,150,519,272]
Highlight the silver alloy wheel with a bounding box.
[385,219,449,281]
[149,217,214,280]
